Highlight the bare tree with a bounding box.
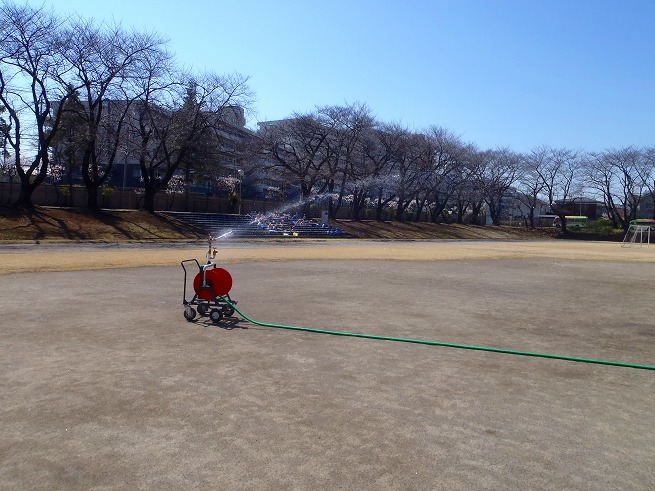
[477,147,521,225]
[360,124,403,221]
[257,111,336,215]
[638,147,655,219]
[586,147,645,230]
[387,128,423,222]
[608,147,645,228]
[58,17,167,209]
[407,132,437,222]
[47,87,86,205]
[317,102,374,219]
[443,146,484,224]
[532,146,581,233]
[452,176,484,224]
[0,1,75,208]
[421,127,467,223]
[131,70,252,212]
[0,104,17,202]
[514,160,545,228]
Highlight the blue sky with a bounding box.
[43,0,654,152]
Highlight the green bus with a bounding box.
[553,216,588,228]
[629,219,655,230]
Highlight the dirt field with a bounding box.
[1,240,654,490]
[1,238,655,275]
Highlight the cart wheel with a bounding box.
[210,309,223,324]
[183,306,197,322]
[222,305,235,317]
[198,303,209,316]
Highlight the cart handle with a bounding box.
[181,259,201,304]
[181,259,218,304]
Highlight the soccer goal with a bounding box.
[622,225,652,248]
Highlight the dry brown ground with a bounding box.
[2,239,655,275]
[2,211,654,489]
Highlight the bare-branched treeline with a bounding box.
[258,104,655,231]
[0,1,252,211]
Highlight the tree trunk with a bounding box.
[351,189,366,221]
[328,197,336,220]
[375,198,384,221]
[414,196,427,222]
[430,197,449,224]
[17,181,36,209]
[329,174,347,220]
[558,214,568,234]
[8,176,15,204]
[184,167,192,212]
[394,197,411,222]
[470,201,483,225]
[143,187,157,213]
[87,185,100,210]
[455,201,466,224]
[64,166,73,207]
[300,183,312,217]
[527,209,535,228]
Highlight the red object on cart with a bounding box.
[193,267,233,300]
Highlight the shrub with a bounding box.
[586,218,623,235]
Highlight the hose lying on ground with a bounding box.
[221,298,655,372]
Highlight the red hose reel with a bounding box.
[192,267,233,300]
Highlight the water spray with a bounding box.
[206,232,233,262]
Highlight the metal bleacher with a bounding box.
[160,211,347,239]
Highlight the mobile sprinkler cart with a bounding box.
[181,232,238,324]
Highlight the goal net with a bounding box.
[622,225,652,248]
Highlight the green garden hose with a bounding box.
[222,298,655,371]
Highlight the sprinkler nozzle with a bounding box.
[206,236,216,263]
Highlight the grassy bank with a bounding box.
[0,206,559,243]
